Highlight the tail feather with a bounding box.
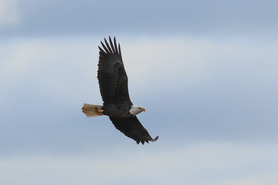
[82,103,103,118]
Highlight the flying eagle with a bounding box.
[82,37,158,144]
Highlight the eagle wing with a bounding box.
[97,37,132,105]
[109,116,159,144]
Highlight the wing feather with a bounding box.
[100,41,109,53]
[104,38,113,53]
[113,37,118,53]
[97,37,132,105]
[109,37,116,53]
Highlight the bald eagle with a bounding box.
[82,37,158,144]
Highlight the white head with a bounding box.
[129,105,146,116]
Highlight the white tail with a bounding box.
[82,103,104,118]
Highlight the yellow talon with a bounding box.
[96,109,104,113]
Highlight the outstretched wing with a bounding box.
[109,116,159,144]
[97,37,132,105]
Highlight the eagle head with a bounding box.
[129,105,146,116]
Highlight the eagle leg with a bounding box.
[95,107,104,113]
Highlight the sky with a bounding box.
[1,0,278,184]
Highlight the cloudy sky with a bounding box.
[1,0,278,184]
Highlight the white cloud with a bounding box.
[123,37,210,85]
[0,0,20,26]
[0,38,98,111]
[0,38,95,81]
[0,40,40,83]
[1,142,278,185]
